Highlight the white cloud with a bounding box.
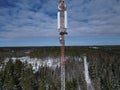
[0,0,58,41]
[67,0,120,38]
[0,0,120,43]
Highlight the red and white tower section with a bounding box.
[57,0,67,90]
[57,0,67,35]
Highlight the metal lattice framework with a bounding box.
[57,0,67,90]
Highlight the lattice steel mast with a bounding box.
[57,0,67,90]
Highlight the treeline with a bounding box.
[29,46,111,58]
[0,57,87,90]
[0,59,60,90]
[0,46,120,58]
[87,53,120,90]
[0,46,120,90]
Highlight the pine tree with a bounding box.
[3,59,14,89]
[20,64,34,90]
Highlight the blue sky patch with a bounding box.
[0,0,120,46]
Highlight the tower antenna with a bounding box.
[57,0,67,90]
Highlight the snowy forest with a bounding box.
[0,46,120,90]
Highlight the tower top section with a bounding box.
[60,0,65,2]
[58,0,66,11]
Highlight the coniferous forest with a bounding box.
[0,46,120,90]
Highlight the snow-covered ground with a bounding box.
[84,56,94,90]
[2,56,82,73]
[4,56,60,72]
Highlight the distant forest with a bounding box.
[0,46,120,90]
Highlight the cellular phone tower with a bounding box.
[57,0,67,90]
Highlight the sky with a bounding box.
[0,0,120,47]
